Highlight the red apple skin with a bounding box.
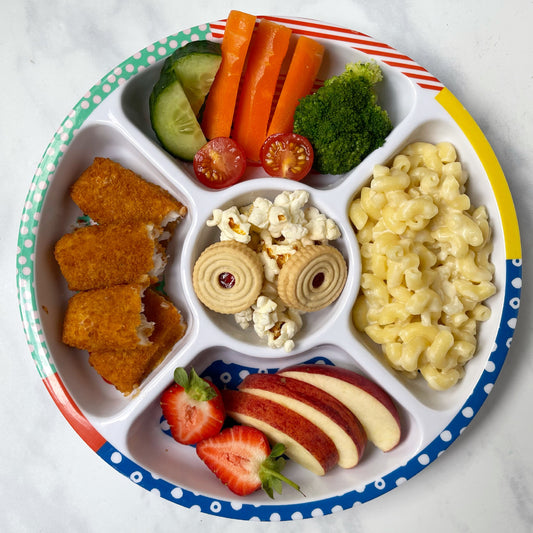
[278,364,401,452]
[222,389,338,476]
[239,373,366,468]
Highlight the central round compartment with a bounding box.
[184,178,361,355]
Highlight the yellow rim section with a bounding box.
[435,88,521,260]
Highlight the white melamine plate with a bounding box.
[17,15,521,521]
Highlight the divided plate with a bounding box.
[16,16,522,521]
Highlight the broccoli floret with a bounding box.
[293,61,392,175]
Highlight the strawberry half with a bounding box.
[196,425,302,498]
[160,367,225,445]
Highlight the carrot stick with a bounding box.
[201,11,256,140]
[231,20,292,161]
[267,36,324,137]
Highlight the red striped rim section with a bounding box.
[43,373,107,452]
[209,16,444,92]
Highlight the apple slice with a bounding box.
[222,389,338,476]
[238,373,366,468]
[278,364,401,452]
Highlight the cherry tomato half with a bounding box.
[260,133,314,180]
[193,137,247,189]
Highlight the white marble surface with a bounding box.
[2,0,532,531]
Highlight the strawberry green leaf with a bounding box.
[173,367,217,402]
[173,367,189,388]
[259,443,304,499]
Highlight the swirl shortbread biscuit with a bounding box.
[277,245,347,312]
[193,241,264,314]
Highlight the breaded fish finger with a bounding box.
[54,222,166,291]
[70,157,187,228]
[88,289,187,395]
[62,283,153,351]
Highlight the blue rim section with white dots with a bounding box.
[16,20,522,522]
[98,255,521,523]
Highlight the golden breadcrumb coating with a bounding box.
[70,157,187,226]
[62,283,153,352]
[88,289,187,394]
[54,222,166,291]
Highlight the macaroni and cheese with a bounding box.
[350,142,495,390]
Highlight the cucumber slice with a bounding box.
[163,41,222,116]
[149,68,207,161]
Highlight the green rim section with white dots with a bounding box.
[14,17,523,522]
[16,23,213,379]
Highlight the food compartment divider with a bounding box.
[121,344,426,504]
[42,44,471,476]
[17,16,520,520]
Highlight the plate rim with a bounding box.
[15,15,522,521]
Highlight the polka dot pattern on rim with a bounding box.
[16,17,522,522]
[25,250,523,521]
[15,23,212,379]
[149,301,522,521]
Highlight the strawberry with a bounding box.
[196,425,302,498]
[160,367,225,445]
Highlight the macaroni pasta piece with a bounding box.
[350,142,496,390]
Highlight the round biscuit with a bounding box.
[277,244,347,312]
[192,241,264,314]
